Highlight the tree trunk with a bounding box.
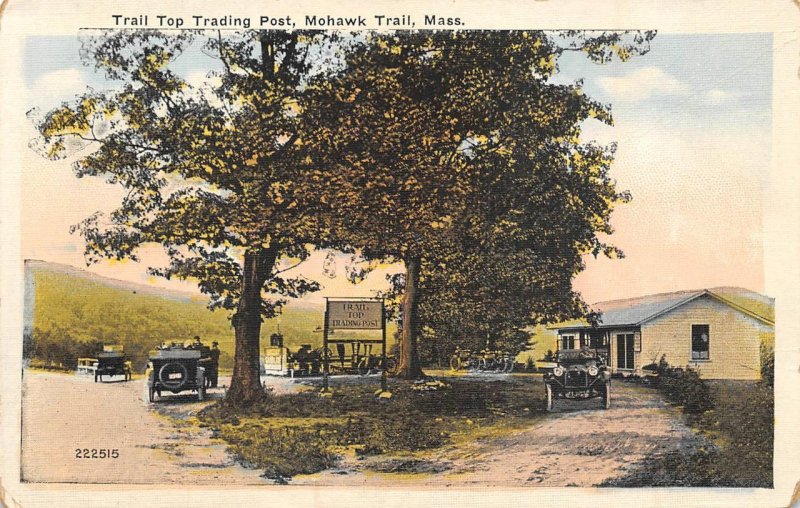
[226,247,278,404]
[396,257,424,379]
[260,31,275,80]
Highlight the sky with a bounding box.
[21,32,773,308]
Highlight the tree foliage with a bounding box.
[32,30,351,402]
[304,30,653,376]
[33,28,655,391]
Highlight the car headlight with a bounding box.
[553,366,564,377]
[588,366,598,376]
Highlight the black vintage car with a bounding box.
[543,348,611,411]
[145,346,207,402]
[94,345,132,382]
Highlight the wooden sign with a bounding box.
[326,300,383,330]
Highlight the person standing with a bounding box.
[209,341,221,388]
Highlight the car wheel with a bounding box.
[602,383,611,409]
[357,358,369,376]
[505,359,515,373]
[158,362,189,390]
[148,386,156,403]
[545,383,554,412]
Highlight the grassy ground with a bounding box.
[602,380,773,487]
[197,374,546,481]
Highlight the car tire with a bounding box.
[148,386,156,403]
[158,362,189,390]
[602,383,611,409]
[545,383,554,412]
[505,359,515,373]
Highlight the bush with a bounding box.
[525,356,535,371]
[652,356,712,413]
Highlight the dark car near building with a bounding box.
[94,345,132,382]
[145,345,207,402]
[543,347,611,411]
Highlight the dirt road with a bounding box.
[20,370,299,484]
[21,370,705,486]
[292,382,706,487]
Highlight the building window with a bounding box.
[561,335,575,350]
[589,331,606,348]
[692,324,710,360]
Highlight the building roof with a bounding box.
[554,288,774,331]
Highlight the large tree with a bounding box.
[304,30,654,378]
[33,30,347,403]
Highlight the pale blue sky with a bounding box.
[559,33,771,135]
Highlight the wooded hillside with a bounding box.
[23,261,340,372]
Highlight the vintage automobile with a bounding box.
[93,345,132,382]
[542,348,611,411]
[145,345,207,402]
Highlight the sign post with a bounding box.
[320,297,389,398]
[321,302,331,394]
[381,299,388,393]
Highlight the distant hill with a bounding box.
[24,260,389,371]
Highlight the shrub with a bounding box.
[525,356,535,371]
[652,356,712,413]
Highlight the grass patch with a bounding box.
[198,375,546,480]
[215,422,341,482]
[603,380,773,488]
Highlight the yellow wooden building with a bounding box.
[553,288,774,380]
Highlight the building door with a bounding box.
[616,333,634,370]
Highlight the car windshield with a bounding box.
[558,350,600,364]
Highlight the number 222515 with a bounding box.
[75,448,119,459]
